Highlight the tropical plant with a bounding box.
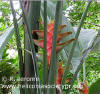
[0,48,18,94]
[68,0,100,29]
[0,0,100,94]
[0,1,11,31]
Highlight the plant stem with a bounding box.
[19,0,41,94]
[10,0,24,94]
[47,1,62,94]
[43,0,48,94]
[83,61,86,81]
[27,1,41,94]
[62,0,92,86]
[19,0,38,78]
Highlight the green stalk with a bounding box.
[83,61,86,81]
[43,0,48,94]
[47,1,62,94]
[62,0,92,86]
[19,0,37,78]
[10,0,24,94]
[27,1,41,94]
[19,0,41,94]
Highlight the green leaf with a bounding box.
[0,19,22,58]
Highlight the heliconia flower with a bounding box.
[32,21,75,85]
[56,62,64,85]
[56,62,72,85]
[65,78,72,84]
[78,80,88,94]
[32,21,75,66]
[83,80,88,94]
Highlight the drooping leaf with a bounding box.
[0,19,22,58]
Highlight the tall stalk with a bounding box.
[19,0,41,94]
[62,0,92,86]
[10,0,24,94]
[19,0,38,78]
[43,0,48,94]
[47,1,62,94]
[27,1,41,94]
[83,61,86,80]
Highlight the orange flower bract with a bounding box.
[33,21,75,66]
[32,21,75,84]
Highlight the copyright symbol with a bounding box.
[2,76,7,83]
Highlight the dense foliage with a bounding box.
[0,0,100,94]
[67,1,100,29]
[0,1,11,31]
[0,48,18,94]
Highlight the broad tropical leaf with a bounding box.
[0,19,22,58]
[40,1,98,74]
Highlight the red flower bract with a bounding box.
[33,21,75,66]
[78,80,88,94]
[56,62,64,85]
[32,21,75,84]
[83,80,88,94]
